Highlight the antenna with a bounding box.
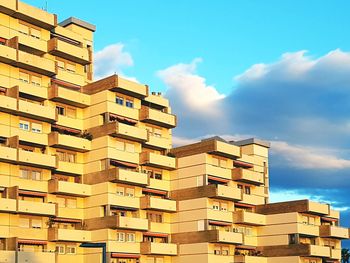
[44,0,48,11]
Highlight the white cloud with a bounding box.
[94,43,134,80]
[271,141,350,170]
[158,58,225,116]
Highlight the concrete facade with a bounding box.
[0,1,347,263]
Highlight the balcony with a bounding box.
[0,198,17,213]
[140,106,176,128]
[55,68,86,86]
[308,245,331,257]
[0,250,15,263]
[48,179,91,197]
[117,216,148,231]
[144,94,169,108]
[17,33,47,55]
[213,184,242,201]
[48,37,90,65]
[108,241,141,254]
[17,200,56,216]
[105,101,139,120]
[232,168,264,185]
[140,152,176,170]
[85,215,148,231]
[17,82,47,100]
[145,133,172,150]
[18,149,57,169]
[17,130,48,146]
[17,50,56,76]
[0,0,16,13]
[331,249,341,260]
[210,230,243,244]
[0,146,17,163]
[106,122,147,142]
[107,194,140,210]
[55,161,84,175]
[0,95,17,113]
[107,168,148,186]
[48,132,91,152]
[0,44,17,64]
[213,140,241,159]
[207,209,233,223]
[140,242,177,256]
[17,99,56,122]
[319,225,349,239]
[240,194,265,206]
[55,115,84,131]
[308,201,330,215]
[18,251,55,263]
[233,211,266,226]
[48,227,91,242]
[48,85,90,108]
[140,196,176,212]
[83,74,148,98]
[107,148,139,165]
[16,1,57,29]
[234,255,267,263]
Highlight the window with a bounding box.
[56,104,77,118]
[19,120,30,131]
[125,188,135,197]
[116,96,124,105]
[57,150,76,163]
[116,186,125,196]
[56,245,65,254]
[214,246,221,255]
[20,168,41,181]
[116,232,125,242]
[31,123,42,133]
[57,196,77,208]
[289,234,297,244]
[19,216,42,229]
[56,106,65,116]
[31,75,41,86]
[212,201,220,211]
[222,247,229,256]
[19,21,41,39]
[220,202,228,212]
[126,99,134,108]
[66,246,76,254]
[19,71,30,83]
[57,59,76,73]
[212,157,219,166]
[115,140,135,153]
[147,212,163,223]
[126,233,135,242]
[244,186,251,195]
[237,184,243,190]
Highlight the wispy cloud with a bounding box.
[94,43,135,80]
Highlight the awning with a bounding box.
[208,175,230,183]
[111,253,140,259]
[52,218,82,223]
[233,160,254,168]
[109,113,137,124]
[143,232,168,238]
[110,159,138,168]
[321,217,338,222]
[142,188,167,196]
[52,79,81,90]
[18,190,46,197]
[236,245,256,250]
[208,220,232,226]
[18,239,47,245]
[235,203,255,209]
[51,124,81,134]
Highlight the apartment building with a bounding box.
[0,1,347,263]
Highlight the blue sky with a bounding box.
[27,0,350,236]
[28,0,350,94]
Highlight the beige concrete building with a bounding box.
[0,1,347,263]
